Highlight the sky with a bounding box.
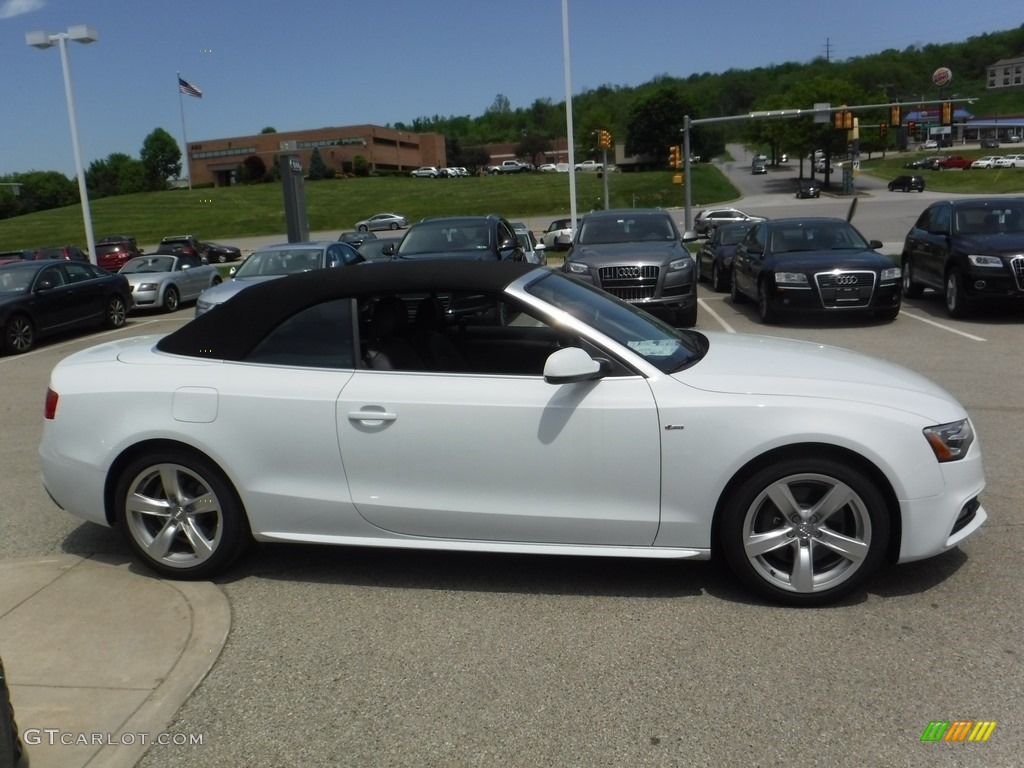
[1,0,1020,178]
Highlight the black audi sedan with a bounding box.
[695,221,757,292]
[901,198,1024,317]
[730,218,901,323]
[0,259,131,354]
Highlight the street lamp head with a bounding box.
[26,30,54,49]
[67,25,99,43]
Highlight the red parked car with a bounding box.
[936,155,972,170]
[95,240,142,272]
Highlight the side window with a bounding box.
[64,263,94,283]
[37,265,67,288]
[244,299,355,369]
[179,255,199,269]
[932,204,951,234]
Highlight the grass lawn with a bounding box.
[0,166,738,250]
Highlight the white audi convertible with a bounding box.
[39,262,986,605]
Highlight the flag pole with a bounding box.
[177,71,192,189]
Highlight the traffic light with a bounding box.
[834,106,853,131]
[668,145,681,169]
[598,129,612,149]
[880,123,888,139]
[889,104,901,128]
[941,101,952,126]
[907,120,917,137]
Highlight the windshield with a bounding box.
[954,202,1024,235]
[769,221,869,253]
[121,256,175,273]
[0,266,33,293]
[525,272,702,373]
[578,213,677,245]
[397,221,493,256]
[719,225,752,246]
[234,248,323,277]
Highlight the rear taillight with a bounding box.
[45,388,59,420]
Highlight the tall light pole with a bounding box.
[26,25,99,265]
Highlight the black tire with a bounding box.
[217,253,227,263]
[162,286,180,313]
[3,315,35,355]
[901,256,924,298]
[945,268,970,318]
[0,658,27,768]
[105,295,128,328]
[874,307,900,322]
[711,261,728,292]
[212,276,223,287]
[719,456,890,605]
[757,279,779,323]
[357,225,368,232]
[730,272,748,304]
[695,254,707,283]
[389,222,399,230]
[114,448,250,579]
[674,304,698,328]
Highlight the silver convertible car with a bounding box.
[120,254,222,313]
[39,262,986,605]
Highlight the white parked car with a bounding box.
[410,166,439,178]
[39,262,987,606]
[353,212,408,232]
[993,155,1024,168]
[971,156,1000,169]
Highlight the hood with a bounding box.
[768,249,894,270]
[675,331,965,423]
[954,233,1024,256]
[199,275,281,305]
[570,242,686,264]
[395,252,498,262]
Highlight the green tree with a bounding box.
[352,155,371,177]
[86,153,147,198]
[260,126,277,134]
[307,147,332,180]
[238,155,267,184]
[140,128,182,189]
[516,132,554,166]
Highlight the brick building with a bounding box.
[186,124,446,187]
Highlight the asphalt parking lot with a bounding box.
[0,268,1022,766]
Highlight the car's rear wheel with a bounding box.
[945,268,970,318]
[719,456,890,606]
[216,253,227,263]
[901,256,923,298]
[389,222,399,230]
[162,286,180,313]
[115,448,250,579]
[105,295,127,328]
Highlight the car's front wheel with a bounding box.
[389,222,399,230]
[719,456,890,605]
[3,314,34,354]
[105,295,127,328]
[358,225,368,232]
[945,268,970,318]
[695,254,707,283]
[115,448,250,579]
[730,271,747,304]
[162,286,180,313]
[711,261,728,292]
[757,279,779,323]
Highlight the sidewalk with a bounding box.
[0,555,230,768]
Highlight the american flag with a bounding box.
[178,76,203,99]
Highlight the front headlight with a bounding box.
[923,419,974,462]
[967,254,1003,268]
[880,267,901,282]
[138,283,158,291]
[775,272,808,285]
[565,262,590,274]
[668,257,693,272]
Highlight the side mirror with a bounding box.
[681,229,700,243]
[868,239,883,249]
[535,242,546,251]
[544,346,604,385]
[36,279,55,291]
[383,243,396,257]
[228,266,238,277]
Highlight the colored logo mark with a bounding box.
[921,721,997,742]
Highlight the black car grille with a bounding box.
[598,265,660,301]
[814,271,876,308]
[1011,256,1024,290]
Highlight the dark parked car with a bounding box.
[391,215,524,262]
[888,175,926,192]
[980,138,1000,149]
[156,235,204,260]
[730,217,901,323]
[904,156,941,170]
[795,179,821,199]
[696,221,757,292]
[339,230,377,247]
[202,242,242,263]
[1,656,29,768]
[561,208,699,327]
[0,250,35,265]
[95,240,142,271]
[0,259,130,354]
[33,245,89,262]
[901,198,1024,317]
[357,236,401,263]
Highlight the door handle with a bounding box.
[347,410,397,423]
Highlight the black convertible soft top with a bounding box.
[157,260,539,360]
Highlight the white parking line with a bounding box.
[899,310,987,341]
[0,319,169,363]
[698,297,737,333]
